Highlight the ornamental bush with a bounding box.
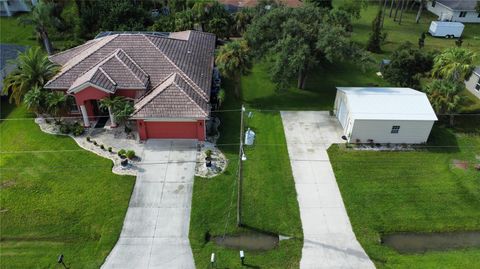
[126,150,136,160]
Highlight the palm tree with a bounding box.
[23,85,47,114]
[215,40,252,98]
[234,10,252,35]
[432,48,477,82]
[19,0,58,55]
[46,91,69,123]
[114,100,135,132]
[2,47,60,105]
[99,96,125,127]
[425,79,464,126]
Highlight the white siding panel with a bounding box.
[350,120,435,144]
[465,73,480,100]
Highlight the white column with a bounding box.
[80,105,90,127]
[108,106,116,127]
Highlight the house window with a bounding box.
[67,95,79,113]
[459,11,467,17]
[391,125,400,134]
[431,0,436,7]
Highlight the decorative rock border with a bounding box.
[195,142,228,178]
[35,117,140,176]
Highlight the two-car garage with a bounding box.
[136,120,206,140]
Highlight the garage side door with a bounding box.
[337,100,348,128]
[145,121,198,139]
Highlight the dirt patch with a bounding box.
[0,180,16,189]
[452,160,468,170]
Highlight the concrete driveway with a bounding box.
[281,111,375,269]
[102,140,197,269]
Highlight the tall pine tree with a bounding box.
[366,9,383,53]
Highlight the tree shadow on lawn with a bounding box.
[1,97,17,122]
[425,125,460,153]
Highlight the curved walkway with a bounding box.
[102,140,197,269]
[281,111,375,269]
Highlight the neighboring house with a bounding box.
[334,87,438,144]
[427,0,480,23]
[44,31,216,141]
[465,67,480,99]
[0,0,36,17]
[0,44,26,93]
[219,0,301,12]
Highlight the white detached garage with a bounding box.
[334,87,438,144]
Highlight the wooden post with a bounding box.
[237,105,245,227]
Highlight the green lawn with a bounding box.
[328,127,480,268]
[0,15,37,46]
[0,100,135,269]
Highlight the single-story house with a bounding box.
[334,87,438,144]
[0,0,36,16]
[0,44,26,93]
[44,30,216,141]
[427,0,480,23]
[465,66,480,99]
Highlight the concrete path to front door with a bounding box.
[102,140,197,269]
[281,111,375,269]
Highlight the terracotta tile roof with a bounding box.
[45,31,215,119]
[131,73,209,119]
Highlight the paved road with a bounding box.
[281,111,375,269]
[102,140,197,269]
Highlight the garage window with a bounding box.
[391,125,400,134]
[476,77,480,91]
[459,11,467,18]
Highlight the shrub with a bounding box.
[72,124,85,136]
[86,136,91,142]
[100,145,105,150]
[108,147,112,152]
[205,149,212,158]
[118,149,126,158]
[93,141,98,146]
[126,150,136,160]
[59,123,71,134]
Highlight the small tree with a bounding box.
[46,91,69,122]
[217,89,225,108]
[425,80,464,126]
[99,96,125,127]
[114,99,134,130]
[366,9,384,53]
[23,86,47,114]
[418,32,426,49]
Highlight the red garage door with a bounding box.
[144,121,199,139]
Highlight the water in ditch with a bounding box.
[382,231,480,254]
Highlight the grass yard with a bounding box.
[0,15,37,46]
[189,76,303,267]
[328,127,480,268]
[346,1,480,58]
[0,100,135,269]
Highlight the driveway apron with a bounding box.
[281,111,375,269]
[102,139,197,269]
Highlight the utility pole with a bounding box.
[237,105,245,227]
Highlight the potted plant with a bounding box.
[100,145,105,150]
[86,136,91,142]
[126,150,136,160]
[118,149,126,159]
[93,141,98,146]
[205,149,212,168]
[108,147,112,153]
[121,159,128,167]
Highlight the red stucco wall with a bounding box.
[74,86,109,106]
[137,120,206,141]
[116,89,140,99]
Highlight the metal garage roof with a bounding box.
[336,87,438,121]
